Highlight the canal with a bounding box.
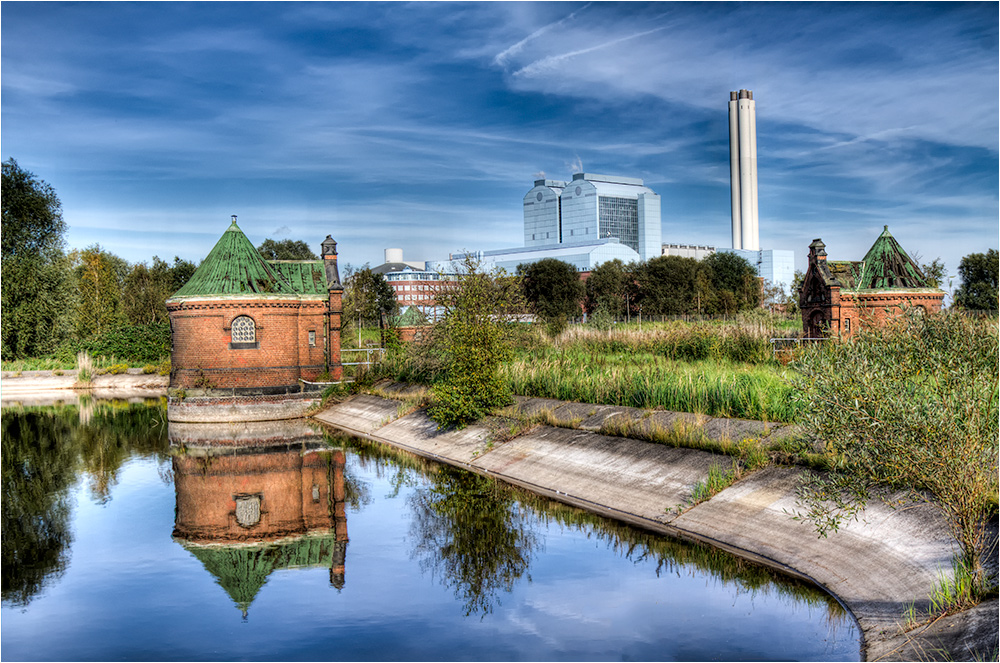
[1,399,860,661]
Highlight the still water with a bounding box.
[1,400,860,661]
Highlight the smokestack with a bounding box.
[729,89,760,251]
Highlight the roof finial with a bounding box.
[231,215,238,226]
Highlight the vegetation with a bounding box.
[517,258,585,326]
[427,258,525,429]
[256,238,317,261]
[790,312,999,593]
[953,249,998,311]
[342,266,398,329]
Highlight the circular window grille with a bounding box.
[231,316,255,343]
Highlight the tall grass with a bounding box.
[503,347,797,422]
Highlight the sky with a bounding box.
[2,1,997,289]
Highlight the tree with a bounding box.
[343,267,397,328]
[702,252,760,313]
[256,238,318,261]
[73,245,128,339]
[634,256,704,316]
[121,257,174,326]
[517,259,584,321]
[1,159,75,359]
[920,258,947,289]
[169,256,197,291]
[585,259,630,318]
[953,249,998,311]
[428,257,525,428]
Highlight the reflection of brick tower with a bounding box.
[171,422,348,616]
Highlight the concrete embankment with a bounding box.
[0,370,168,406]
[313,386,998,662]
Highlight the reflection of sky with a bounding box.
[1,2,996,284]
[1,451,858,661]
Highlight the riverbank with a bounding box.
[0,369,168,406]
[313,383,998,662]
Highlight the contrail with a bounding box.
[493,2,592,67]
[512,25,669,78]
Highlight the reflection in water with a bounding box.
[408,466,540,617]
[339,434,855,629]
[169,420,349,619]
[1,399,168,606]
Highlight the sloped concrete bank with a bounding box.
[313,386,998,662]
[0,370,168,406]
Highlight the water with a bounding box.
[1,400,860,661]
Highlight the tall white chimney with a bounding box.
[729,89,759,251]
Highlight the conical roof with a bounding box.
[852,226,931,290]
[171,218,295,297]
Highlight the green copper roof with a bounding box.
[269,261,328,295]
[184,535,345,617]
[850,226,931,290]
[170,219,333,298]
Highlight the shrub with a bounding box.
[106,364,129,375]
[790,311,999,591]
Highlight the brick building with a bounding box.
[166,217,343,393]
[800,226,944,338]
[171,423,348,615]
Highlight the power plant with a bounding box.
[729,89,759,251]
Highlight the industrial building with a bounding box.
[523,173,661,262]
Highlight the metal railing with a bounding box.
[770,337,828,356]
[340,347,385,367]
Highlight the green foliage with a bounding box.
[105,364,129,375]
[584,259,632,317]
[953,249,998,311]
[70,323,171,365]
[587,306,615,331]
[635,255,707,316]
[427,258,525,429]
[256,238,318,261]
[790,312,999,588]
[702,252,761,313]
[517,258,584,320]
[72,245,128,339]
[1,159,75,360]
[342,266,398,328]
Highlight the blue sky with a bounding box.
[3,2,997,286]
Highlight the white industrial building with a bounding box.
[523,173,661,262]
[435,238,641,275]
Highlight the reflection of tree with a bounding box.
[1,408,77,606]
[408,467,540,616]
[1,401,170,606]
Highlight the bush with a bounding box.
[791,311,999,590]
[72,323,170,365]
[106,363,129,375]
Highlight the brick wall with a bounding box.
[168,297,337,389]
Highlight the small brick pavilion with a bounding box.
[800,225,944,338]
[166,217,343,394]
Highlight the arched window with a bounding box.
[230,315,258,349]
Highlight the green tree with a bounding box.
[953,249,998,311]
[428,258,525,428]
[169,256,197,292]
[920,257,947,289]
[1,159,75,359]
[703,252,760,313]
[635,255,705,316]
[343,267,397,328]
[122,257,174,326]
[584,259,631,318]
[257,238,318,261]
[73,245,128,339]
[517,258,585,322]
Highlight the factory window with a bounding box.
[229,315,258,350]
[599,196,639,253]
[308,330,316,346]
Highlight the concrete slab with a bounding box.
[471,425,730,526]
[375,410,492,465]
[313,394,404,434]
[700,416,772,442]
[671,465,958,646]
